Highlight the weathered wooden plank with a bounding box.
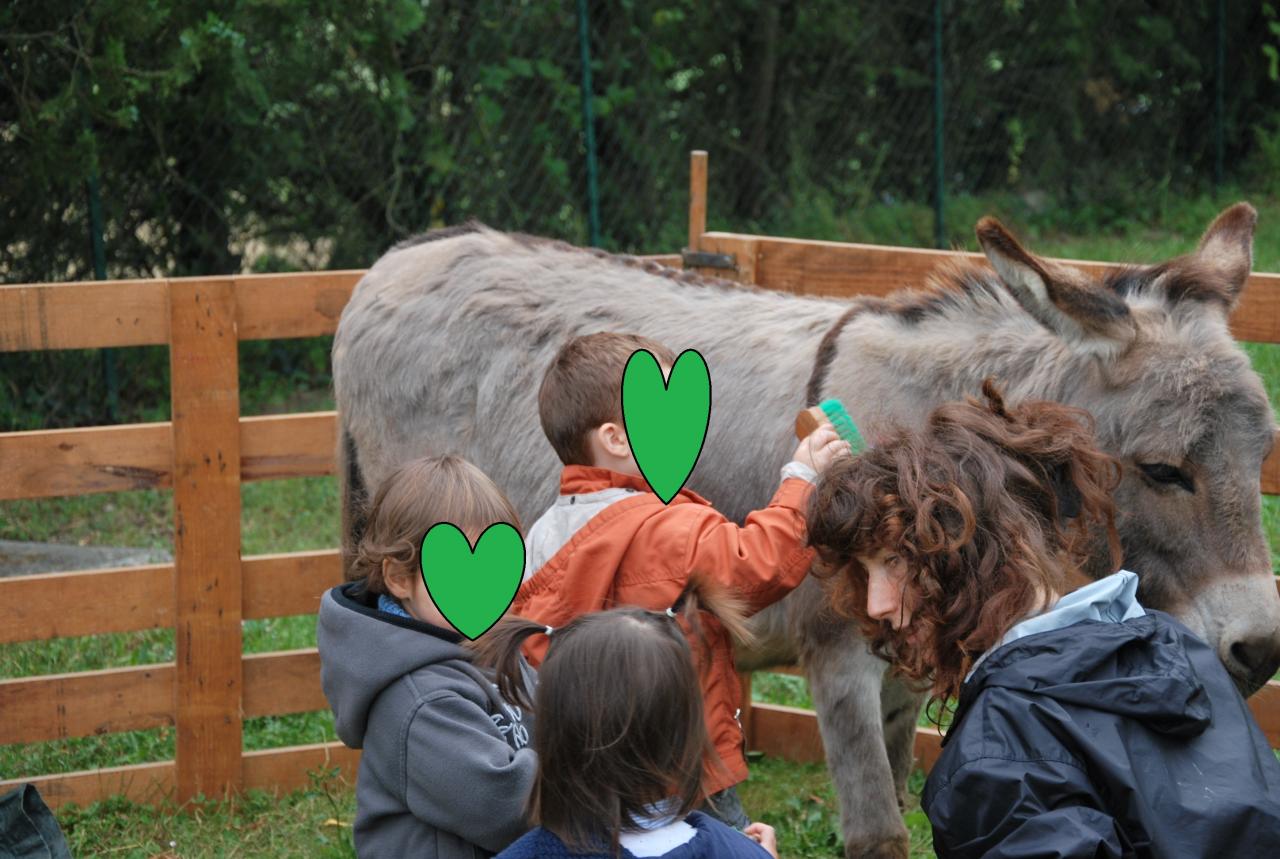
[0,423,172,500]
[0,565,172,644]
[706,232,1280,344]
[242,649,328,718]
[231,272,362,341]
[0,761,175,810]
[0,549,342,645]
[1249,679,1280,747]
[749,702,825,765]
[243,550,343,620]
[241,741,360,794]
[0,744,358,811]
[697,234,759,285]
[914,725,945,774]
[240,411,337,481]
[0,279,170,351]
[0,664,174,745]
[170,277,244,801]
[0,411,338,501]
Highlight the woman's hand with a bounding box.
[744,822,779,858]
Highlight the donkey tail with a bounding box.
[338,425,369,581]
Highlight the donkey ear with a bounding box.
[1194,202,1256,306]
[977,216,1134,356]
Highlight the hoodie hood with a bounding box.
[317,581,478,748]
[953,610,1213,742]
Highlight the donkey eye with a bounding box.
[1138,463,1195,493]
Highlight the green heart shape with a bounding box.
[622,348,711,504]
[420,522,525,640]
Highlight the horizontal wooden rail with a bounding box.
[0,256,680,352]
[0,663,175,745]
[700,232,1280,345]
[0,649,328,746]
[749,672,1280,749]
[0,550,341,645]
[0,742,359,811]
[0,412,338,501]
[8,410,1280,501]
[3,246,1278,351]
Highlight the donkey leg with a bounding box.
[879,675,926,811]
[805,633,909,859]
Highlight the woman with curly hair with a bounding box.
[807,382,1280,859]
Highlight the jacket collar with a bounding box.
[965,570,1145,681]
[559,464,710,505]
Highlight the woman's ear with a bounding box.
[383,558,414,601]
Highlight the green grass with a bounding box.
[5,193,1280,856]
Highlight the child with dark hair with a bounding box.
[807,381,1280,858]
[317,454,537,858]
[476,577,778,859]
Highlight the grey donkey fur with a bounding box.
[333,205,1280,859]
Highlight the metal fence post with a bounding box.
[1214,0,1225,190]
[87,166,118,422]
[576,0,602,247]
[932,0,946,250]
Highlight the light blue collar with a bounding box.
[378,593,412,619]
[967,570,1145,680]
[628,797,681,831]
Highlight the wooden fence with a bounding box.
[3,156,1280,807]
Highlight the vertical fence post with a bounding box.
[688,150,708,251]
[170,278,244,802]
[576,0,602,247]
[1214,0,1225,190]
[932,0,946,250]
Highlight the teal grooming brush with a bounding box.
[795,398,866,453]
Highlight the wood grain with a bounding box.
[0,663,174,745]
[169,277,244,801]
[231,271,361,341]
[0,565,172,644]
[0,761,175,810]
[242,649,328,718]
[0,423,171,500]
[241,742,360,794]
[0,279,169,351]
[240,411,337,481]
[242,550,343,620]
[688,150,708,250]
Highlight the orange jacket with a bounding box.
[514,465,815,795]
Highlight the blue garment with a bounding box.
[925,606,1280,858]
[377,592,412,619]
[966,569,1145,679]
[496,812,771,859]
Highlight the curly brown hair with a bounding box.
[806,381,1123,710]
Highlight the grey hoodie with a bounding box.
[318,583,537,858]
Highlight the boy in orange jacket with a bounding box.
[515,331,849,830]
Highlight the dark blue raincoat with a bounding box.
[923,610,1280,858]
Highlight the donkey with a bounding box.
[332,204,1280,858]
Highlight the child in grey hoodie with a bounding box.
[318,455,537,858]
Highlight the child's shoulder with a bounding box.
[684,812,771,857]
[494,826,576,858]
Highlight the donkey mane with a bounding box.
[390,220,761,296]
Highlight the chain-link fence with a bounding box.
[4,0,1279,428]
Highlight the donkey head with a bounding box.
[978,204,1280,694]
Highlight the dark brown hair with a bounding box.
[538,332,677,466]
[806,381,1122,710]
[470,575,752,855]
[349,455,523,593]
